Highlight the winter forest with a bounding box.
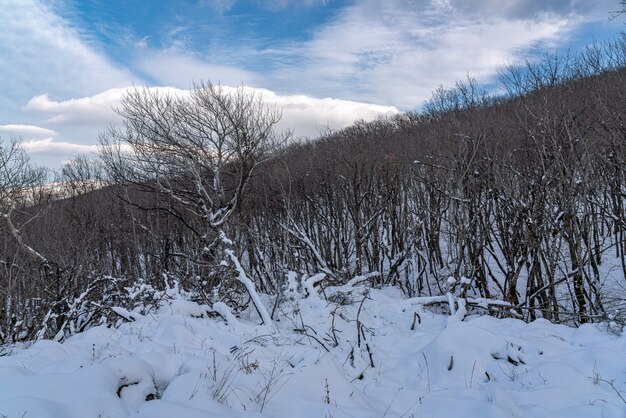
[1,8,626,418]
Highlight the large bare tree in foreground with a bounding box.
[99,83,288,323]
[100,83,287,252]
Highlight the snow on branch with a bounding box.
[279,221,338,281]
[111,307,142,322]
[224,247,273,326]
[301,273,326,298]
[212,301,240,326]
[4,207,48,264]
[343,272,381,288]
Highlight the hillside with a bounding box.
[1,36,626,418]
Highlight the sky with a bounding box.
[0,0,623,168]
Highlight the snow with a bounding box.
[225,248,273,327]
[111,307,142,322]
[213,302,240,326]
[0,285,624,418]
[301,273,326,298]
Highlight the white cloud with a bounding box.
[24,89,128,125]
[0,124,58,138]
[255,0,330,11]
[20,137,99,155]
[200,0,236,14]
[252,88,398,136]
[0,0,135,107]
[128,0,616,110]
[19,84,396,167]
[24,85,398,138]
[135,49,259,88]
[446,0,615,21]
[255,0,594,108]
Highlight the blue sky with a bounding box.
[0,0,623,168]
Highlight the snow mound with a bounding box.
[0,286,624,417]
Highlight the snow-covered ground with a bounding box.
[1,285,624,418]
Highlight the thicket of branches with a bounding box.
[1,35,626,343]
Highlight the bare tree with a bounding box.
[59,155,105,197]
[0,138,48,262]
[99,83,288,261]
[98,83,288,321]
[0,138,46,210]
[610,0,626,19]
[0,138,48,341]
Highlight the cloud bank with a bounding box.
[20,138,99,156]
[0,124,58,138]
[24,86,399,138]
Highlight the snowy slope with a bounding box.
[0,286,624,418]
